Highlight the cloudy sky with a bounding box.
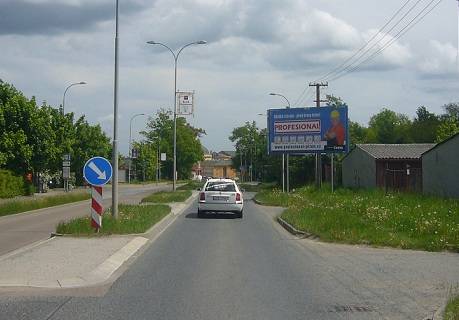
[1,0,458,152]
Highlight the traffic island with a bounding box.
[56,204,170,236]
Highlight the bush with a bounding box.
[0,170,26,198]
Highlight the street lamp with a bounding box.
[269,92,291,193]
[146,40,207,191]
[128,113,146,184]
[62,81,86,114]
[61,81,86,192]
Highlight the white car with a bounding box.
[198,179,244,218]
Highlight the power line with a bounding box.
[321,0,425,82]
[328,0,443,82]
[316,0,414,82]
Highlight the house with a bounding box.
[422,133,459,198]
[342,144,435,192]
[201,160,237,179]
[202,146,213,161]
[192,147,238,179]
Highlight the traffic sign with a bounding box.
[83,157,113,186]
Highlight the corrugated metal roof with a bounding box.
[357,144,436,160]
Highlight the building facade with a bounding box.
[342,144,435,192]
[422,133,459,198]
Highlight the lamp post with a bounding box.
[269,93,291,193]
[61,81,86,192]
[128,113,146,184]
[146,40,207,191]
[62,82,86,114]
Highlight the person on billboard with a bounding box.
[324,110,345,146]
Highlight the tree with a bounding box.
[141,109,204,180]
[436,117,459,142]
[132,141,157,181]
[434,102,459,142]
[349,121,368,146]
[410,106,440,143]
[71,116,111,185]
[368,109,412,143]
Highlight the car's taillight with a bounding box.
[199,192,206,201]
[236,193,241,201]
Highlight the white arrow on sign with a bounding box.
[88,161,107,180]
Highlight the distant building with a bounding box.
[201,160,237,179]
[422,133,459,198]
[192,147,237,179]
[202,146,213,161]
[342,144,435,192]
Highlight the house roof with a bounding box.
[357,143,436,160]
[422,133,459,155]
[202,159,233,167]
[220,150,236,157]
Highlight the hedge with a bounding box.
[0,170,27,198]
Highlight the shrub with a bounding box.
[0,170,26,198]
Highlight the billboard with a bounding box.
[267,106,349,154]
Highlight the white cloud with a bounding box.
[418,40,459,77]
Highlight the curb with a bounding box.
[252,197,263,205]
[252,196,318,240]
[277,216,318,239]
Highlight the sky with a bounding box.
[1,0,458,153]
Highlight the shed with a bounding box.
[342,144,435,192]
[422,133,459,198]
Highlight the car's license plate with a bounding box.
[213,196,228,201]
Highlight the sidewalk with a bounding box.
[0,192,197,289]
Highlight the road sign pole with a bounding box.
[112,0,120,218]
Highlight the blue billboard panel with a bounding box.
[267,106,349,154]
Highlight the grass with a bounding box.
[0,191,91,217]
[445,295,459,320]
[238,182,277,192]
[254,185,459,252]
[56,204,170,236]
[177,180,205,191]
[141,190,192,203]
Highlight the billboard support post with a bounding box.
[309,82,328,188]
[282,154,285,193]
[331,153,334,193]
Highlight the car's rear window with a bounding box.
[205,181,236,192]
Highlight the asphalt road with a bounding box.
[0,194,458,319]
[0,183,172,256]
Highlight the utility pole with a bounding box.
[309,82,328,188]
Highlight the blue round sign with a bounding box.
[83,156,113,186]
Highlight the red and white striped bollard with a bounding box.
[91,186,103,230]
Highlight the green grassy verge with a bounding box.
[255,186,459,252]
[141,190,192,203]
[56,204,170,235]
[238,182,277,192]
[177,180,204,191]
[0,192,91,217]
[445,295,459,320]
